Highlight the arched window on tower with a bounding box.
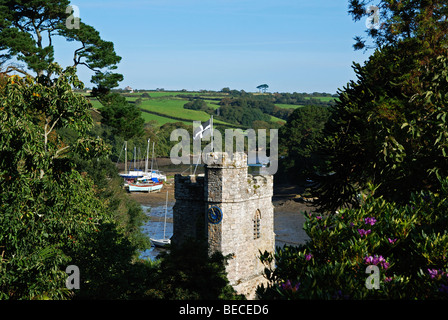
[254,209,261,240]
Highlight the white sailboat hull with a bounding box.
[128,182,163,192]
[151,238,171,248]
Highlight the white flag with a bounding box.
[193,119,211,140]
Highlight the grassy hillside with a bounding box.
[140,112,191,126]
[138,98,235,126]
[84,90,334,128]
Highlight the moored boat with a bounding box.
[151,238,170,248]
[150,191,171,247]
[128,180,163,192]
[119,139,165,192]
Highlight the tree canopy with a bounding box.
[0,0,122,89]
[98,92,145,140]
[258,0,448,300]
[350,0,448,52]
[0,1,241,301]
[257,84,269,93]
[0,66,116,299]
[305,1,448,212]
[279,105,332,181]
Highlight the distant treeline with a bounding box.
[271,92,337,106]
[217,98,273,127]
[214,93,335,127]
[179,91,336,128]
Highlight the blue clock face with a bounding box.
[208,206,223,224]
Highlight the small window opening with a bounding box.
[254,209,261,239]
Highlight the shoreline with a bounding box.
[127,176,314,247]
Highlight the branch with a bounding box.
[47,29,53,48]
[73,43,86,66]
[79,62,100,73]
[42,113,63,152]
[2,66,32,77]
[52,145,70,159]
[32,18,43,49]
[72,44,101,73]
[44,119,49,152]
[47,115,62,137]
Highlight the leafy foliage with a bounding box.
[0,64,159,301]
[311,40,448,212]
[271,92,336,107]
[279,105,331,181]
[0,0,122,88]
[258,179,448,299]
[217,97,273,127]
[98,92,145,140]
[349,0,448,52]
[0,66,119,299]
[142,239,245,300]
[183,99,211,112]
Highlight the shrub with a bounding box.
[258,179,448,299]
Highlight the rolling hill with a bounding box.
[84,90,335,128]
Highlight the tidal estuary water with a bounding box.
[137,199,311,261]
[139,204,174,260]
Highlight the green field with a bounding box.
[138,99,232,126]
[270,115,286,123]
[140,111,191,126]
[304,96,336,102]
[85,93,230,126]
[139,98,208,121]
[125,91,229,98]
[87,98,103,109]
[127,91,197,98]
[275,103,305,109]
[84,91,333,128]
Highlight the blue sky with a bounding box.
[54,0,372,93]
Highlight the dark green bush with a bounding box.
[258,179,448,299]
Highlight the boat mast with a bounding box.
[134,146,136,171]
[124,141,128,174]
[163,191,168,240]
[145,139,150,173]
[151,142,155,174]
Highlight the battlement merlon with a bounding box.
[174,174,205,201]
[204,152,248,169]
[204,152,273,203]
[174,152,273,203]
[246,174,274,199]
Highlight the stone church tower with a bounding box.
[172,152,275,299]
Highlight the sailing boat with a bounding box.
[128,139,164,192]
[138,140,167,182]
[119,141,145,186]
[150,191,171,248]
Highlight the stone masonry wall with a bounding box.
[173,152,275,299]
[172,175,206,245]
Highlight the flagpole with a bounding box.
[193,120,202,176]
[193,149,201,176]
[211,115,213,152]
